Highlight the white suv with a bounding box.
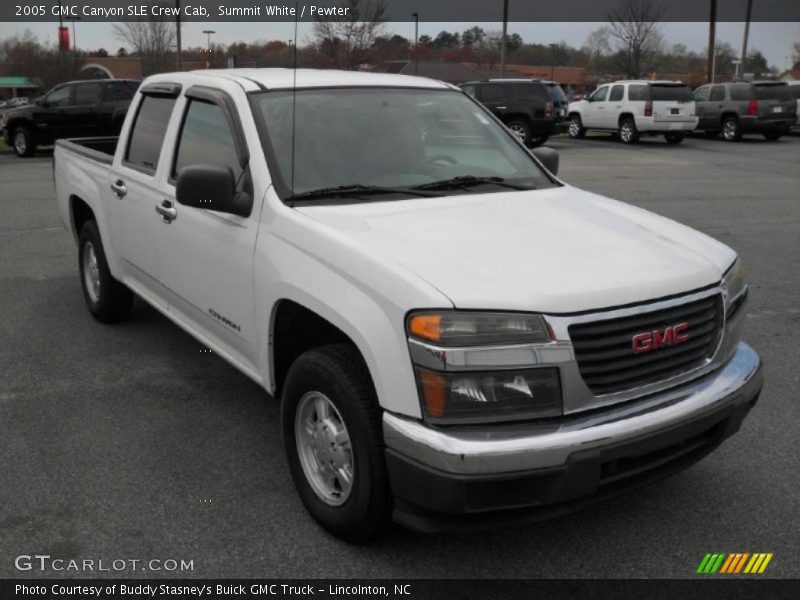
[568,80,698,144]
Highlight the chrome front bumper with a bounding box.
[384,342,761,476]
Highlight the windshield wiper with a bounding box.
[413,176,532,192]
[286,184,443,203]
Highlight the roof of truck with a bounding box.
[184,68,454,91]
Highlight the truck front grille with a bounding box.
[569,294,723,396]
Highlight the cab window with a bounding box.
[45,86,72,108]
[590,86,608,102]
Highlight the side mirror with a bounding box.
[532,147,559,176]
[176,164,250,217]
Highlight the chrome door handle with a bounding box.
[110,179,127,197]
[496,106,507,110]
[155,199,177,223]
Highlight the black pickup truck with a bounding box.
[1,79,139,157]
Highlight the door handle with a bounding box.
[495,106,507,110]
[155,199,177,224]
[110,179,127,197]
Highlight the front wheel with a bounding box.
[12,126,35,157]
[568,114,585,138]
[78,220,134,322]
[281,344,391,542]
[664,132,685,144]
[618,117,639,144]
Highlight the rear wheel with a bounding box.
[618,117,639,144]
[506,120,531,146]
[12,126,35,157]
[281,344,391,542]
[664,132,685,144]
[763,131,782,141]
[568,114,585,138]
[78,220,134,323]
[721,117,742,142]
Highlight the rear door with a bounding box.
[707,85,726,126]
[66,82,103,137]
[648,83,694,124]
[155,86,260,367]
[477,84,510,119]
[107,83,181,300]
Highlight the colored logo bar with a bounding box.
[697,553,773,574]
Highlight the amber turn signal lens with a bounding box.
[408,314,442,342]
[417,368,447,418]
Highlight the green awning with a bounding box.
[0,77,39,89]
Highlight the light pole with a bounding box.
[203,30,216,69]
[740,0,753,80]
[412,13,419,75]
[500,0,509,78]
[732,59,741,79]
[66,15,80,53]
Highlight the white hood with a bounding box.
[296,186,736,314]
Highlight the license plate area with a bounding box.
[772,106,783,113]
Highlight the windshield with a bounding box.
[251,87,555,201]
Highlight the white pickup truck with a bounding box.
[54,69,762,541]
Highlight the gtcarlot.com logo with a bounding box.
[696,552,773,574]
[15,554,194,573]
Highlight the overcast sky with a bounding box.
[2,21,798,72]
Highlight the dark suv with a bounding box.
[460,79,555,147]
[693,81,797,141]
[542,80,569,131]
[1,79,139,157]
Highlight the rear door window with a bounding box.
[125,95,177,174]
[650,85,693,101]
[480,85,506,102]
[709,86,725,102]
[609,85,624,102]
[74,83,102,106]
[104,81,139,102]
[754,84,791,100]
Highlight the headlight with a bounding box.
[721,259,747,320]
[407,311,551,347]
[406,311,561,423]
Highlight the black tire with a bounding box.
[12,126,35,157]
[528,133,549,147]
[281,343,391,542]
[505,119,531,146]
[721,116,742,142]
[664,132,685,144]
[78,220,134,323]
[618,117,639,144]
[763,131,781,141]
[568,114,586,138]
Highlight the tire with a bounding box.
[763,131,781,141]
[528,133,549,147]
[78,220,134,323]
[618,117,639,144]
[505,120,531,146]
[568,114,586,138]
[12,126,35,157]
[281,343,391,542]
[721,116,742,142]
[664,132,685,144]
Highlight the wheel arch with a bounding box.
[618,112,635,126]
[70,195,95,241]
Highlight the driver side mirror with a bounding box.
[532,147,559,176]
[176,164,251,217]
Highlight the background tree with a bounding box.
[113,8,176,75]
[311,0,387,69]
[606,0,665,78]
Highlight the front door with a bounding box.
[64,82,103,138]
[154,91,260,368]
[583,85,609,128]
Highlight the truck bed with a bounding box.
[55,137,119,165]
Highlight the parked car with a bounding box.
[693,81,796,141]
[1,79,139,157]
[568,80,697,144]
[781,80,800,128]
[0,97,29,111]
[54,69,761,540]
[461,78,555,146]
[543,80,569,131]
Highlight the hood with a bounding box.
[295,186,735,314]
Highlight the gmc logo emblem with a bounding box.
[632,322,690,354]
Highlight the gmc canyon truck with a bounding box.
[54,69,762,541]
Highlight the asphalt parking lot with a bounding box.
[1,133,799,579]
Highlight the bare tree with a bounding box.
[114,8,176,75]
[607,0,665,78]
[311,0,387,69]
